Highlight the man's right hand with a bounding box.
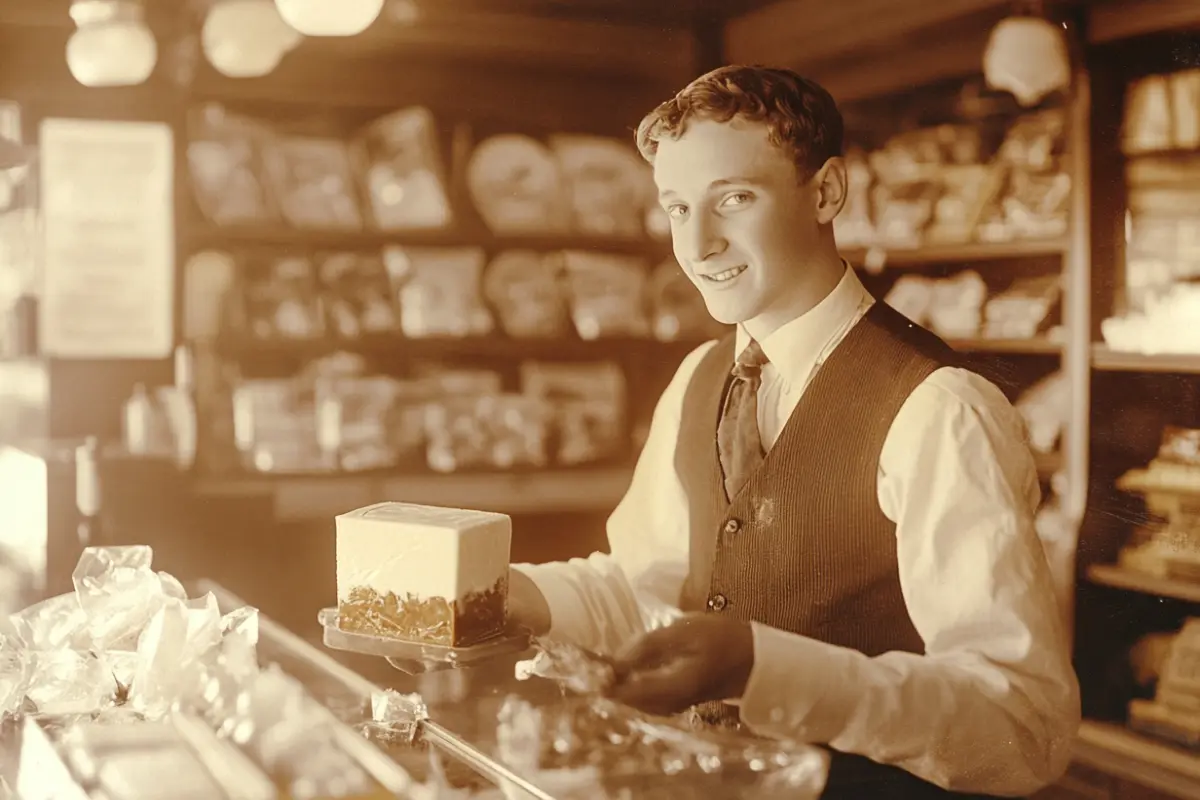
[507,567,552,636]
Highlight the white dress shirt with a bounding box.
[514,266,1081,796]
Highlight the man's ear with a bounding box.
[812,156,848,225]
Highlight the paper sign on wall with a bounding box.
[39,118,174,359]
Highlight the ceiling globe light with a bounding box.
[274,0,384,37]
[984,15,1071,107]
[66,0,157,88]
[203,0,301,79]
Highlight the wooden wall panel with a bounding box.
[1088,0,1200,43]
[723,0,1005,69]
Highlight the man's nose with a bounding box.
[677,215,727,263]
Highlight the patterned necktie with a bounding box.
[717,339,770,500]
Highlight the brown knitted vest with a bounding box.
[674,300,992,799]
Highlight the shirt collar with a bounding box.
[734,263,872,386]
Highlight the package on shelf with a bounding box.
[1015,370,1069,454]
[352,106,454,232]
[232,378,331,473]
[983,273,1061,339]
[383,245,494,339]
[1102,283,1200,354]
[318,251,399,339]
[927,270,987,339]
[522,361,626,466]
[882,275,935,327]
[318,374,417,473]
[483,250,572,339]
[1123,155,1200,314]
[186,104,280,227]
[870,179,941,250]
[259,133,364,231]
[1128,617,1200,748]
[230,253,327,342]
[977,109,1070,243]
[562,250,650,339]
[1124,69,1200,154]
[864,125,986,249]
[1113,427,1200,580]
[924,163,1008,245]
[648,258,729,342]
[467,133,572,235]
[424,393,551,473]
[550,134,651,238]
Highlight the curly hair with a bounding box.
[635,65,844,180]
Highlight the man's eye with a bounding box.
[721,192,752,207]
[666,204,688,219]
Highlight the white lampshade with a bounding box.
[274,0,384,37]
[984,16,1071,107]
[203,0,301,79]
[66,1,157,88]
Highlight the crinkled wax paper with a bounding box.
[501,641,830,800]
[1,545,260,725]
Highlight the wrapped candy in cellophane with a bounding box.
[0,545,433,799]
[500,640,830,800]
[1,545,257,722]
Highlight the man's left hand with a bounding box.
[605,613,756,716]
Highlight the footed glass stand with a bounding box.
[318,606,532,675]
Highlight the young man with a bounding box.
[508,65,1080,799]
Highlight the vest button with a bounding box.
[708,593,728,612]
[723,518,741,535]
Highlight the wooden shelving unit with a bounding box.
[950,337,1063,355]
[842,237,1068,268]
[1086,564,1200,605]
[1074,720,1200,800]
[1092,345,1200,374]
[194,464,634,520]
[190,223,671,258]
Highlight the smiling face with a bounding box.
[653,116,844,337]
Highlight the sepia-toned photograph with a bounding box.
[0,1,1197,798]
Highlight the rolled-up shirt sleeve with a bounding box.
[738,367,1081,796]
[512,341,716,657]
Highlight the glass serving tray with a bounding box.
[318,608,531,675]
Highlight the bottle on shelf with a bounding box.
[75,436,103,548]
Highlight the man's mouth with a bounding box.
[699,265,747,283]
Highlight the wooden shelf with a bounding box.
[1074,720,1200,799]
[220,333,710,364]
[194,465,634,520]
[1085,564,1200,604]
[843,237,1068,268]
[1092,346,1200,374]
[190,223,670,257]
[949,337,1062,355]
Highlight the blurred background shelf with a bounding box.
[950,337,1062,355]
[843,237,1068,268]
[191,223,671,257]
[1092,346,1200,374]
[1073,721,1200,800]
[194,464,635,520]
[1085,564,1200,605]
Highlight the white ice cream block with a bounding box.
[335,501,511,647]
